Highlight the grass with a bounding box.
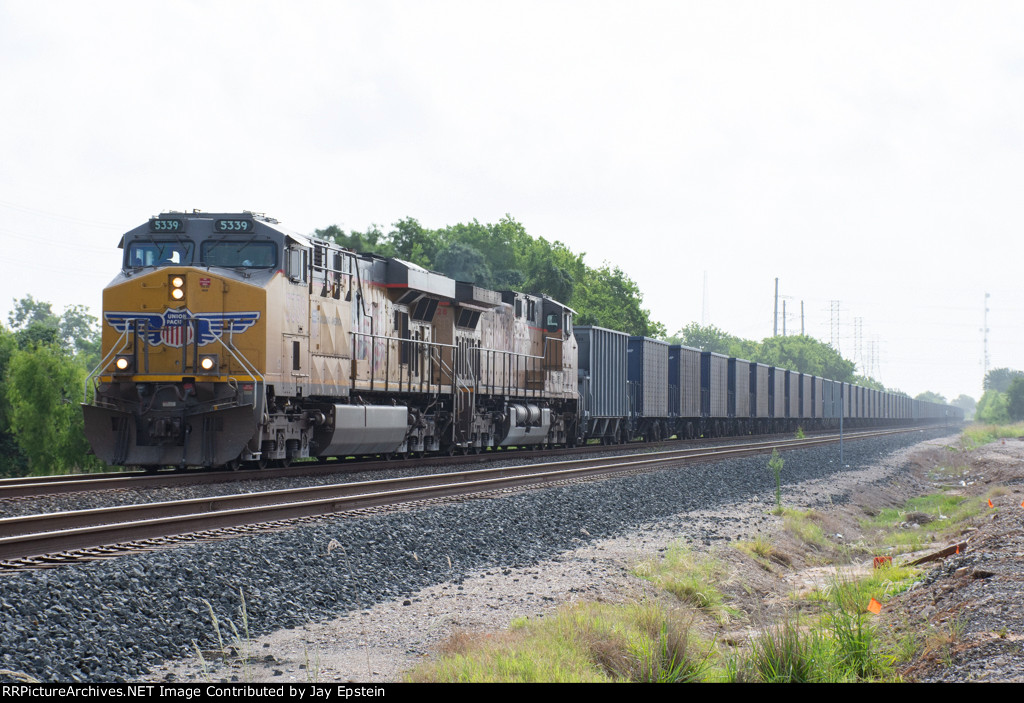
[960,422,1024,449]
[730,615,841,682]
[409,549,922,683]
[633,543,737,623]
[193,590,254,682]
[780,508,854,562]
[408,601,714,683]
[859,492,987,554]
[921,612,968,668]
[730,567,918,682]
[734,535,791,572]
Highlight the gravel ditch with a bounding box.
[0,427,956,682]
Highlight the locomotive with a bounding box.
[82,211,959,470]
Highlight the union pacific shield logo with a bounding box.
[105,308,260,348]
[160,308,196,347]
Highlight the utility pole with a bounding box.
[773,278,779,336]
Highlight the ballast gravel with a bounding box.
[0,428,957,682]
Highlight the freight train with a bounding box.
[82,211,961,470]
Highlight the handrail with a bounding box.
[83,329,134,403]
[82,313,265,407]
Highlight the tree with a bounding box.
[315,224,395,257]
[312,215,670,337]
[915,391,947,405]
[976,390,1009,424]
[7,294,58,330]
[950,394,976,420]
[753,335,855,381]
[433,242,492,285]
[984,368,1024,393]
[673,323,742,355]
[572,263,665,337]
[1006,378,1024,422]
[0,327,28,477]
[5,343,102,474]
[6,295,100,363]
[389,217,436,267]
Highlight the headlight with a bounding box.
[169,274,185,301]
[114,355,133,372]
[199,354,218,372]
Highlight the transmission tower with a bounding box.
[854,317,863,371]
[983,292,991,383]
[830,301,841,351]
[701,271,709,325]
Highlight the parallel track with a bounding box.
[0,427,929,568]
[0,425,950,501]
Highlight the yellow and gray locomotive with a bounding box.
[84,211,578,469]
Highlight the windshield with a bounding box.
[126,240,194,268]
[200,240,278,269]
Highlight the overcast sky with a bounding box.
[2,1,1021,403]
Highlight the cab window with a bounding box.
[126,240,194,268]
[200,240,277,269]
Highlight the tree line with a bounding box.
[315,216,666,338]
[972,367,1024,423]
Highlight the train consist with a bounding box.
[83,211,961,470]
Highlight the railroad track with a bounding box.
[0,425,945,501]
[0,427,928,569]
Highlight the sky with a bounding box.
[1,0,1022,404]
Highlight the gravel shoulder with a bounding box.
[140,428,1022,684]
[6,426,1016,683]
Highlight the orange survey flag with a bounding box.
[867,598,882,615]
[988,498,994,508]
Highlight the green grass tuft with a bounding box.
[408,601,713,683]
[634,544,737,623]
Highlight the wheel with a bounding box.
[247,456,269,470]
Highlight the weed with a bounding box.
[961,422,1024,449]
[746,616,835,682]
[634,544,736,623]
[408,601,712,683]
[735,536,791,571]
[795,426,806,439]
[860,492,985,554]
[823,576,887,679]
[303,644,322,683]
[191,590,254,682]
